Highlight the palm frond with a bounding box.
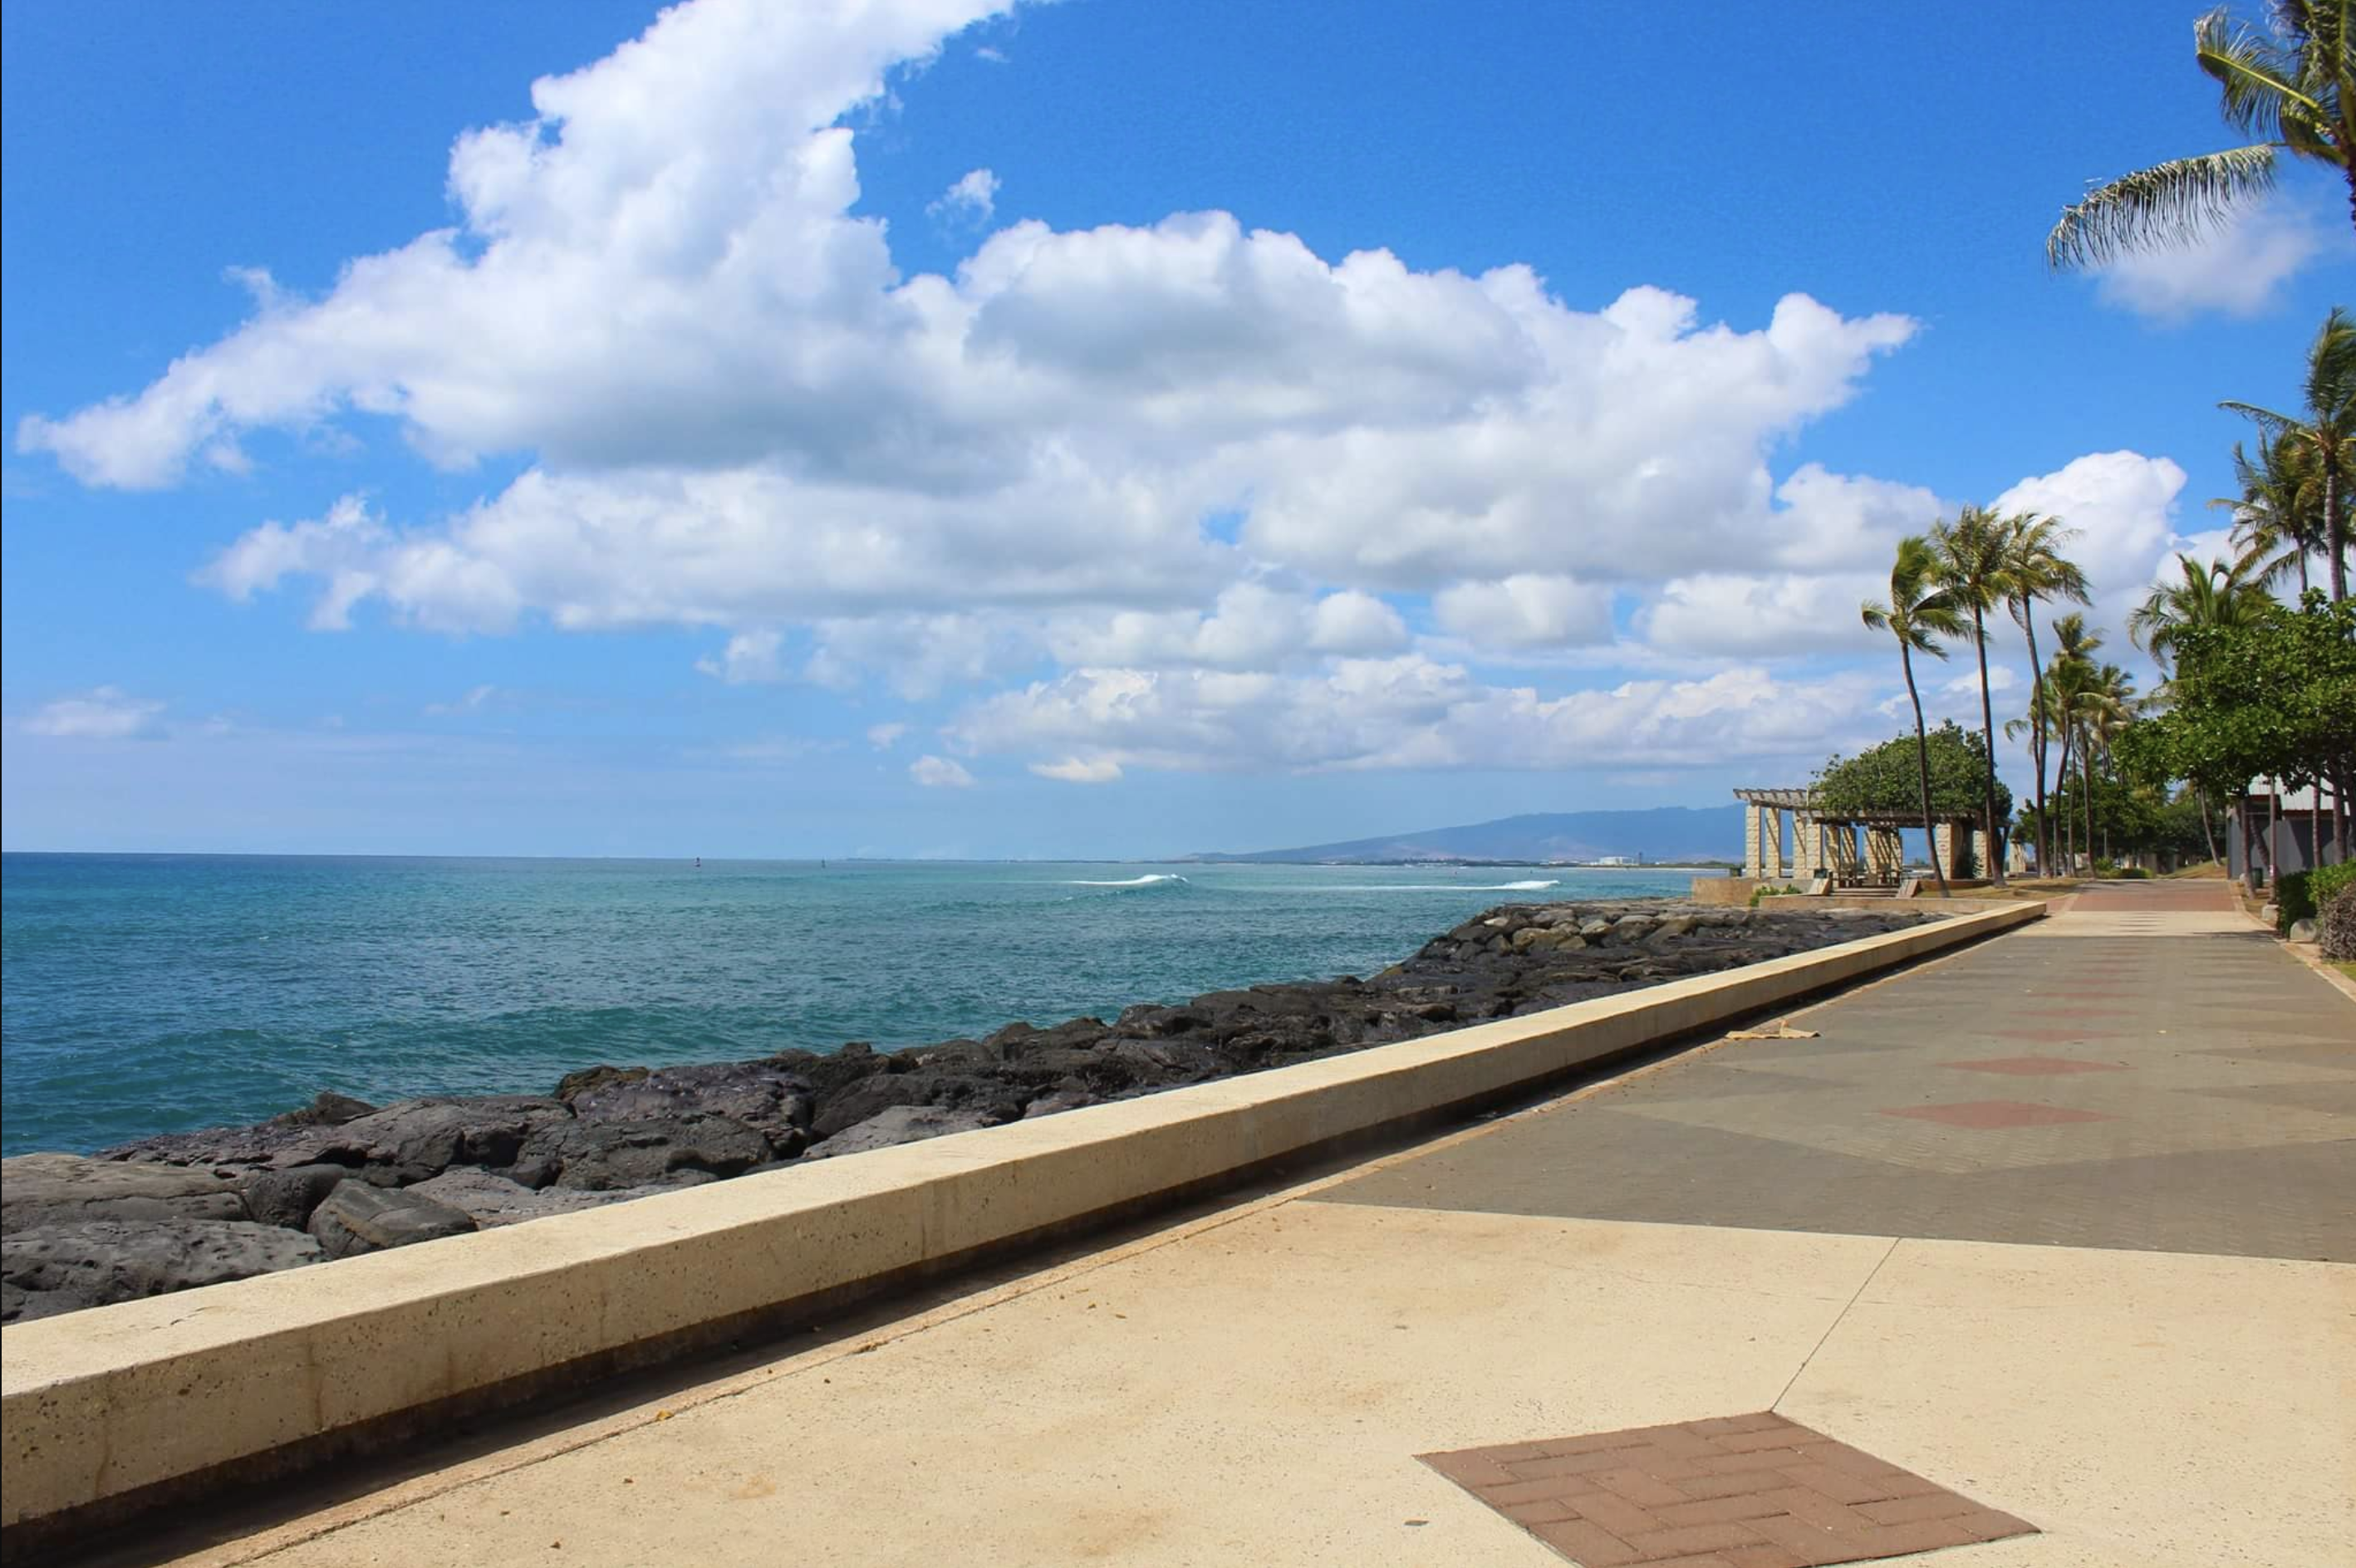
[2196,6,2324,141]
[2045,145,2278,271]
[2219,396,2304,432]
[2305,304,2356,419]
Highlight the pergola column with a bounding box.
[1792,816,1828,880]
[1760,809,1784,880]
[1866,826,1903,882]
[1743,805,1764,879]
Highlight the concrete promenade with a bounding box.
[125,883,2354,1567]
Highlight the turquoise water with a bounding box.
[0,854,1696,1156]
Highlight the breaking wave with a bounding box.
[1064,874,1192,888]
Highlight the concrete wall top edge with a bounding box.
[1,901,2044,1402]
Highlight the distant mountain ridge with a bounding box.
[1186,805,1744,865]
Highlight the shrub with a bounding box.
[2275,870,2315,932]
[2319,866,2356,961]
[2310,860,2356,906]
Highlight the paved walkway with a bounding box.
[138,885,2354,1568]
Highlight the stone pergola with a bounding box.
[1734,787,1983,887]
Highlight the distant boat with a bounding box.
[694,856,701,869]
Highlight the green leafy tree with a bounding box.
[1863,536,1968,893]
[1817,722,2015,823]
[2133,591,2356,862]
[2221,306,2354,601]
[2046,3,2355,269]
[2000,513,2092,875]
[1929,507,2019,881]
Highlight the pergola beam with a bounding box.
[1735,786,1981,884]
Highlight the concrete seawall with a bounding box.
[0,899,2044,1547]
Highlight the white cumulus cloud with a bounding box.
[1990,450,2188,629]
[909,753,975,787]
[13,0,1984,786]
[22,687,166,740]
[695,630,788,684]
[1029,755,1122,783]
[2095,197,2336,323]
[929,166,999,225]
[1432,573,1612,650]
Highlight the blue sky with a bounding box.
[3,0,2350,858]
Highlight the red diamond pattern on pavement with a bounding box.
[1944,1056,2129,1076]
[1422,1412,2035,1565]
[1881,1100,2117,1129]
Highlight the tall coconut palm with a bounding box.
[2046,3,2355,269]
[1863,536,1967,895]
[2000,513,2092,875]
[2084,664,2141,865]
[2129,551,2276,676]
[2216,432,2324,593]
[2221,305,2355,600]
[2044,615,2107,874]
[1929,507,2017,882]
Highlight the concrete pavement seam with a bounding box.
[1772,1234,1899,1414]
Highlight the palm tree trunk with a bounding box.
[2020,602,2049,875]
[2083,733,2097,872]
[2101,748,2113,864]
[2327,463,2347,603]
[2057,726,2075,873]
[1901,642,1949,897]
[2335,773,2348,869]
[1971,605,2003,884]
[2268,778,2280,886]
[2196,785,2220,865]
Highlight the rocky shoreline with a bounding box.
[2,898,1939,1322]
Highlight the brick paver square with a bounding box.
[1421,1413,2035,1566]
[1943,1056,2129,1076]
[1880,1100,2117,1130]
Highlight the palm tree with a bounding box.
[2046,3,2354,269]
[2221,306,2354,600]
[2216,433,2324,594]
[2043,615,2106,874]
[2084,664,2140,865]
[1863,536,1967,895]
[1929,507,2017,882]
[2129,551,2275,675]
[2000,513,2091,875]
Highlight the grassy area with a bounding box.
[2164,860,2226,879]
[2336,961,2356,981]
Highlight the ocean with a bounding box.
[0,854,1698,1157]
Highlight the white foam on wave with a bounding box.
[1064,873,1191,888]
